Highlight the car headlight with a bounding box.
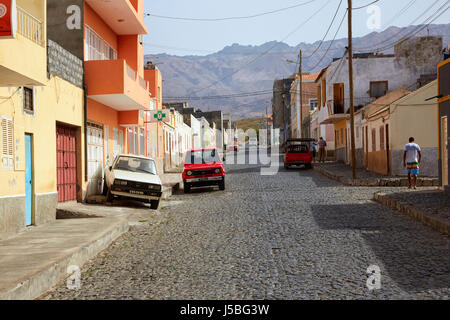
[186,171,193,176]
[215,168,221,174]
[148,184,162,191]
[115,179,127,186]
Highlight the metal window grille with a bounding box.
[85,26,103,61]
[104,41,117,60]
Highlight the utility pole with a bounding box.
[348,0,356,179]
[298,50,303,139]
[266,105,268,146]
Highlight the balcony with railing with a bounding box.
[84,59,150,111]
[0,4,46,86]
[17,6,44,47]
[321,97,376,125]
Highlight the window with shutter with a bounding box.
[1,117,14,170]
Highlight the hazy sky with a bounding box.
[143,0,450,57]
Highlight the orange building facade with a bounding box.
[144,65,165,173]
[83,0,153,197]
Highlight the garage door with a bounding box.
[87,122,104,196]
[56,125,77,202]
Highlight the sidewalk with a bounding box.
[374,189,450,236]
[0,209,129,300]
[313,162,439,187]
[0,180,181,300]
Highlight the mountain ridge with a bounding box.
[146,23,450,119]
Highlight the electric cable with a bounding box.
[145,0,320,22]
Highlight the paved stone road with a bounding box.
[45,153,450,299]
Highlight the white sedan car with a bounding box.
[104,154,162,209]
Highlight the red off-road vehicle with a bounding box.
[182,148,225,193]
[284,138,314,169]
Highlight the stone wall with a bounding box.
[47,39,83,88]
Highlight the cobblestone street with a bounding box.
[45,154,450,300]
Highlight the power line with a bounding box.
[352,0,381,10]
[145,0,320,22]
[381,0,417,29]
[306,0,343,58]
[163,92,319,102]
[354,0,447,52]
[163,88,318,101]
[189,0,334,95]
[356,2,449,53]
[307,9,348,71]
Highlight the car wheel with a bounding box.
[284,164,289,169]
[219,179,225,191]
[184,183,191,193]
[150,199,160,210]
[306,163,312,169]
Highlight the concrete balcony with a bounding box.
[85,0,147,35]
[321,97,376,124]
[85,59,150,111]
[0,5,46,87]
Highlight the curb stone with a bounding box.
[313,165,439,187]
[373,192,450,236]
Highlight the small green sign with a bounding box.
[154,111,167,122]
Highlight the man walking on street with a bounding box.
[403,137,421,189]
[318,137,327,163]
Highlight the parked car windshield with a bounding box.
[113,156,157,174]
[185,149,221,164]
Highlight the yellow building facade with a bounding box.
[0,1,85,239]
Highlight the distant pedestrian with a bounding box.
[318,137,327,163]
[403,137,421,189]
[311,141,318,163]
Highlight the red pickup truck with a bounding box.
[182,148,225,193]
[284,139,314,169]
